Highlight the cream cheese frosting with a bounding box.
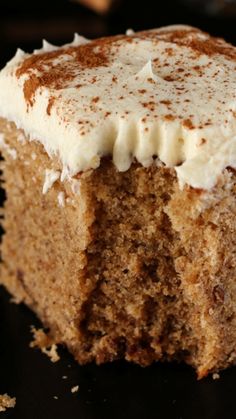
[1,25,236,189]
[42,169,60,194]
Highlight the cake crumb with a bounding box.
[70,179,81,195]
[6,147,17,159]
[71,385,79,393]
[0,394,16,412]
[17,132,26,144]
[212,373,220,380]
[0,133,17,159]
[30,327,60,363]
[53,396,58,400]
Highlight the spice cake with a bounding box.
[1,26,236,378]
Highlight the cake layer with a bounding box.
[2,118,236,378]
[1,26,236,188]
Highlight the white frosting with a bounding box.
[1,25,236,189]
[57,191,65,207]
[42,169,60,194]
[126,29,135,36]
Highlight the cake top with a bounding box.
[0,25,236,189]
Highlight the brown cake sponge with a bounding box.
[1,118,236,378]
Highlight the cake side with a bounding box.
[2,118,236,377]
[167,176,236,377]
[0,118,97,348]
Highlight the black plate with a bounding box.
[0,286,236,419]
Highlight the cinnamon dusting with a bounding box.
[164,114,175,121]
[160,100,171,105]
[47,96,55,116]
[15,36,129,107]
[92,96,100,103]
[140,28,236,61]
[183,118,195,129]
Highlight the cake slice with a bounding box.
[1,26,236,378]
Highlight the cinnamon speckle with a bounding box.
[164,75,176,82]
[160,100,171,106]
[183,118,195,129]
[46,96,55,116]
[164,114,175,121]
[142,101,156,111]
[138,89,147,94]
[92,96,100,103]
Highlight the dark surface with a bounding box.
[1,1,236,418]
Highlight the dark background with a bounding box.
[1,1,236,418]
[1,0,236,68]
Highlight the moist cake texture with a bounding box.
[1,26,236,378]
